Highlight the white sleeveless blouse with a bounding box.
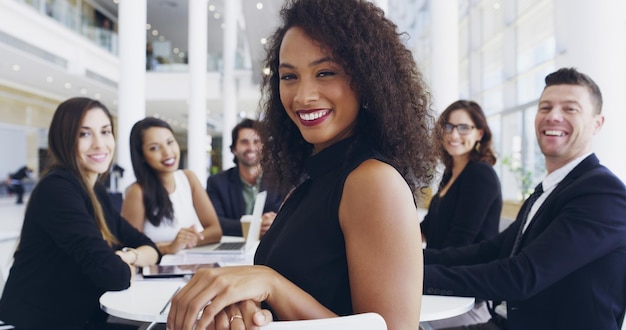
[142,170,204,243]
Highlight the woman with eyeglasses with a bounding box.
[420,100,502,328]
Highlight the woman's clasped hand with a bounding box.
[167,266,274,330]
[172,225,205,250]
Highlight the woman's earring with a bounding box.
[475,141,481,152]
[360,98,369,110]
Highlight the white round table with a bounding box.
[102,237,474,324]
[101,279,474,324]
[419,295,474,322]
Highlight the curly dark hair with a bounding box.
[435,100,497,175]
[258,0,437,195]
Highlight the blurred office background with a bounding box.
[0,0,624,203]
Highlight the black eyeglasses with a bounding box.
[443,123,475,135]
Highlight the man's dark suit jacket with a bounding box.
[206,167,285,236]
[424,154,626,330]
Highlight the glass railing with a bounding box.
[84,25,119,54]
[17,0,119,55]
[16,0,251,73]
[148,52,246,73]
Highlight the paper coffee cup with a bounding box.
[240,215,254,240]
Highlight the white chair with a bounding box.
[0,321,15,330]
[263,313,387,330]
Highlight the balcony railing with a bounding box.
[16,0,251,73]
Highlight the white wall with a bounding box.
[0,125,26,179]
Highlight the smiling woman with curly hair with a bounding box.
[260,0,436,193]
[167,1,436,329]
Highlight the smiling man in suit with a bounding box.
[424,68,626,330]
[206,119,285,237]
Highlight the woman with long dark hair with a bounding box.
[0,97,160,329]
[121,117,222,255]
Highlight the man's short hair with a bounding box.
[230,118,259,164]
[544,67,603,114]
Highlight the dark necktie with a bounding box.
[510,183,543,256]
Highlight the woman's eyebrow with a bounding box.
[279,56,334,69]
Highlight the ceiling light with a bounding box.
[152,29,159,36]
[260,38,267,45]
[220,23,225,29]
[178,52,185,58]
[64,83,71,89]
[209,5,215,11]
[159,36,165,41]
[113,0,119,4]
[80,88,87,94]
[154,113,160,118]
[11,64,20,71]
[146,23,151,30]
[256,3,263,10]
[46,76,54,83]
[94,93,101,99]
[262,67,270,76]
[493,2,501,9]
[173,48,180,54]
[213,13,221,19]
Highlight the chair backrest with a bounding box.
[500,200,522,232]
[263,313,387,330]
[0,321,16,329]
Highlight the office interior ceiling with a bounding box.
[91,0,285,137]
[0,41,117,112]
[0,0,284,140]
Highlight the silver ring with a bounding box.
[196,301,211,320]
[229,315,243,323]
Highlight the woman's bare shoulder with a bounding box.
[347,159,407,192]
